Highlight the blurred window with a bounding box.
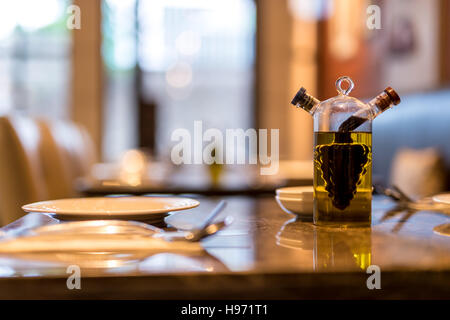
[0,0,71,118]
[139,0,256,157]
[102,0,256,161]
[102,0,138,161]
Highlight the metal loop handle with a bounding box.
[335,76,354,96]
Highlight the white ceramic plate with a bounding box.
[275,186,313,201]
[22,196,200,221]
[432,193,450,205]
[275,195,313,218]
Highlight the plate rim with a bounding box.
[432,193,450,205]
[22,196,200,216]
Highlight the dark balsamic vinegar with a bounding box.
[313,132,372,226]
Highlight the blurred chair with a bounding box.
[37,119,77,200]
[0,116,47,225]
[389,147,446,199]
[0,116,96,226]
[373,89,450,196]
[37,119,96,198]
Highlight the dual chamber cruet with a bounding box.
[292,76,401,226]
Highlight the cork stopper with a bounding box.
[291,87,320,113]
[384,87,401,104]
[374,87,401,111]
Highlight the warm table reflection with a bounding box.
[277,219,372,271]
[0,196,449,299]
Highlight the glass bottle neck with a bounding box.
[368,89,399,119]
[297,96,320,114]
[291,87,320,115]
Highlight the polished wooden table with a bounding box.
[0,196,449,299]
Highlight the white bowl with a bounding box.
[275,186,313,201]
[275,195,313,218]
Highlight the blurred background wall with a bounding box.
[1,0,450,188]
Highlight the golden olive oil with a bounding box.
[313,132,372,226]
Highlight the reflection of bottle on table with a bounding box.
[313,226,372,272]
[276,219,372,272]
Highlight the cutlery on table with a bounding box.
[0,200,231,253]
[30,200,229,241]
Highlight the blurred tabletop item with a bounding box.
[0,196,449,299]
[78,155,313,196]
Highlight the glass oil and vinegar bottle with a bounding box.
[291,76,401,226]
